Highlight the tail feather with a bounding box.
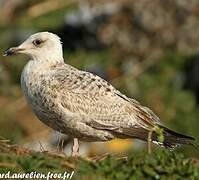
[158,125,195,148]
[117,125,195,149]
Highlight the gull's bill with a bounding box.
[3,47,25,56]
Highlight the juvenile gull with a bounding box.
[3,32,194,156]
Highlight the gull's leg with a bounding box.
[71,138,79,157]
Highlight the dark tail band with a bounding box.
[116,125,195,149]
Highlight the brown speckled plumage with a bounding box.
[21,60,158,141]
[4,32,194,155]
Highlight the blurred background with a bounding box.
[0,0,198,157]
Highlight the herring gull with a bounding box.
[3,32,195,156]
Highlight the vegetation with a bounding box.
[0,138,198,179]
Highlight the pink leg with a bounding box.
[71,138,79,157]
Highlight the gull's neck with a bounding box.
[23,56,65,78]
[30,45,64,65]
[30,52,64,66]
[32,56,64,65]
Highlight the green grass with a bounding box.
[0,138,198,179]
[78,150,199,180]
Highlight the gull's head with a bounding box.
[3,32,64,63]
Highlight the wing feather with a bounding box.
[50,64,160,132]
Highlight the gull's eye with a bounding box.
[33,39,42,46]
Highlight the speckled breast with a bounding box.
[20,61,68,133]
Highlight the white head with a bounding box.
[3,32,64,64]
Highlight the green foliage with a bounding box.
[78,150,199,180]
[154,127,164,143]
[0,152,71,174]
[0,146,198,179]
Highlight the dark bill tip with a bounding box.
[3,48,16,56]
